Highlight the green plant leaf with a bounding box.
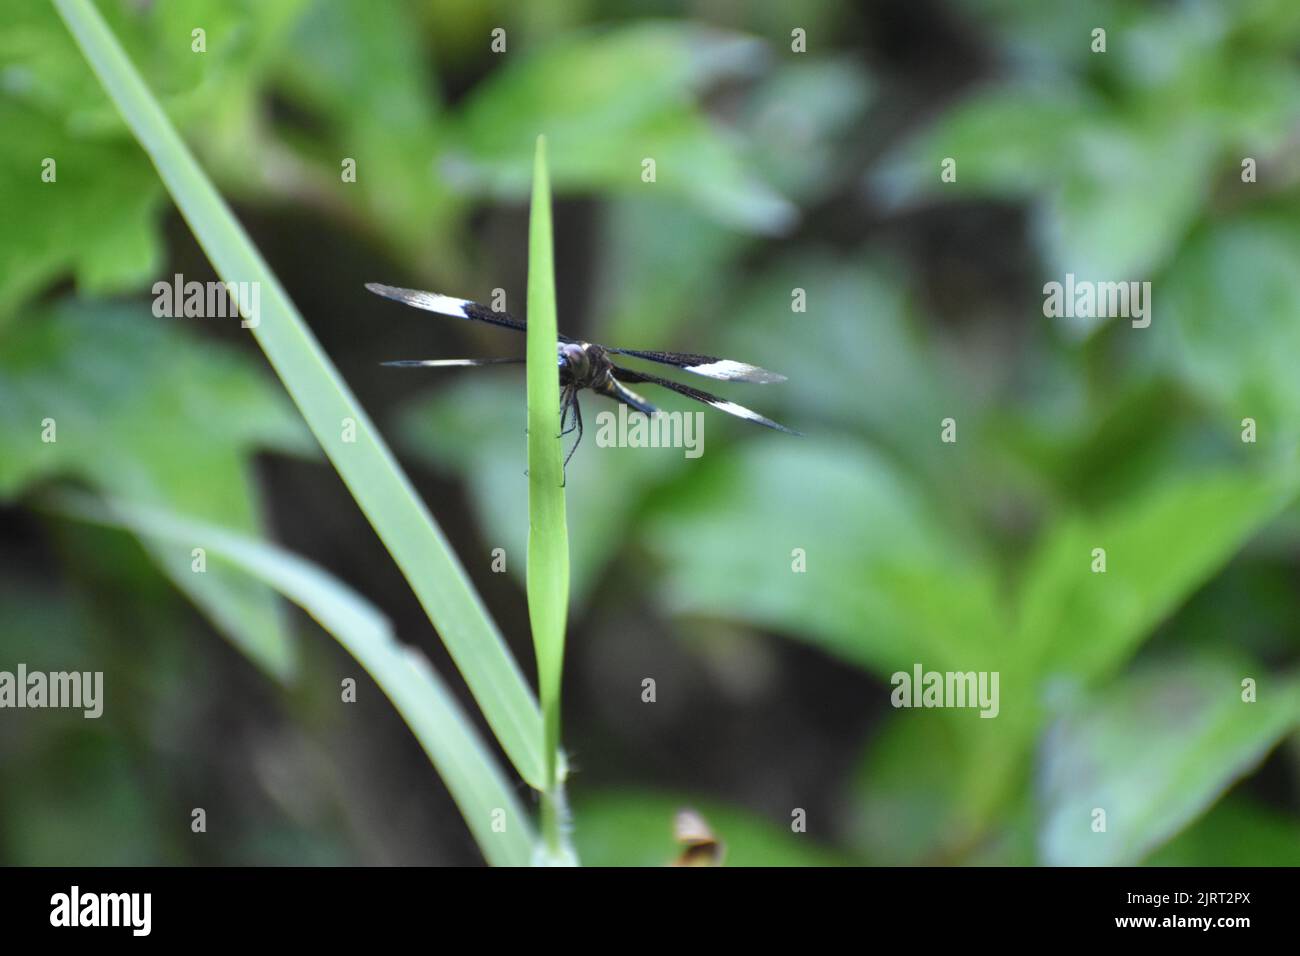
[1144,796,1300,866]
[1017,468,1298,681]
[0,0,309,318]
[443,24,795,234]
[48,492,536,867]
[871,83,1216,282]
[1037,654,1300,866]
[0,98,164,316]
[717,254,959,482]
[869,84,1078,208]
[1157,212,1300,431]
[848,710,1037,865]
[644,439,1006,678]
[524,135,575,864]
[272,0,455,265]
[0,301,311,677]
[52,0,545,790]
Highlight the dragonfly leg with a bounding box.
[562,396,584,479]
[558,386,579,437]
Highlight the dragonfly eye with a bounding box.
[559,343,588,374]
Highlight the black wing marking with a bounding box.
[365,283,574,342]
[612,365,799,434]
[381,358,525,368]
[605,347,786,384]
[596,376,658,416]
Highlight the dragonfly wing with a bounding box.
[366,283,574,341]
[612,365,798,434]
[381,357,525,368]
[605,347,786,383]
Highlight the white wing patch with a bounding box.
[708,399,799,433]
[381,358,523,368]
[688,360,786,383]
[383,359,482,367]
[712,399,765,422]
[365,283,470,319]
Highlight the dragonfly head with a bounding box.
[558,342,590,379]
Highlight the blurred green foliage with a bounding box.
[2,0,1299,865]
[1,303,313,676]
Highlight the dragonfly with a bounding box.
[368,283,797,466]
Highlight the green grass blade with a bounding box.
[525,135,575,863]
[47,492,536,866]
[52,0,545,789]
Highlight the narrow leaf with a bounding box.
[52,0,545,788]
[48,492,537,867]
[525,135,574,862]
